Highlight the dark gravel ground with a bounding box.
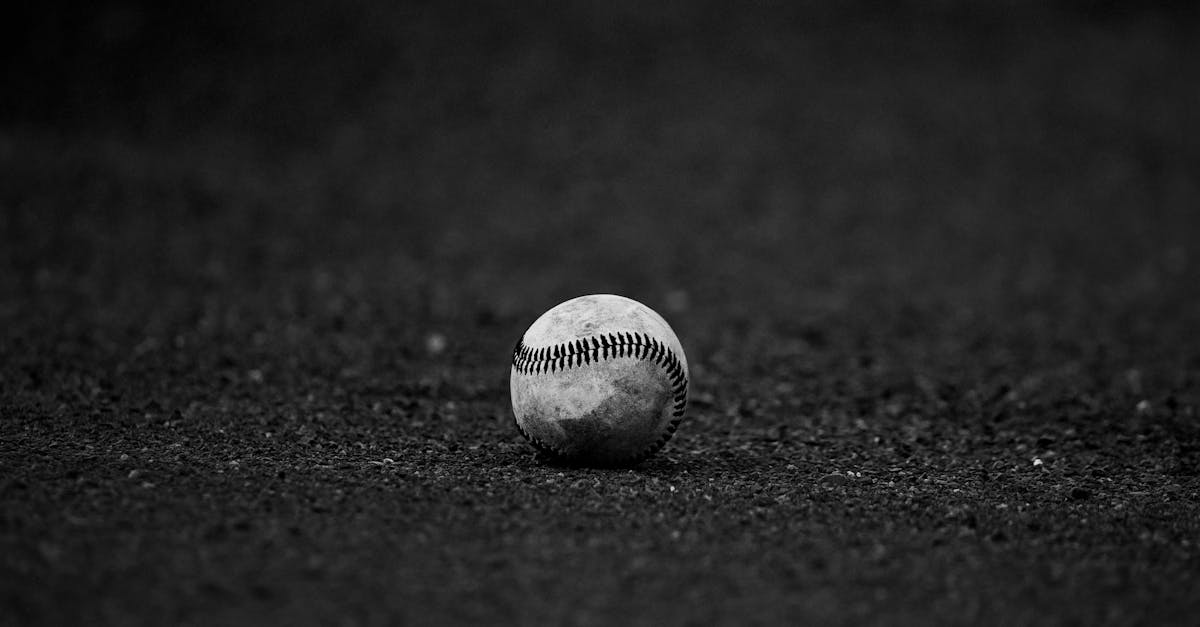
[3,2,1199,625]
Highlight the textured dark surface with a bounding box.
[2,2,1199,625]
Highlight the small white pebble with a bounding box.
[425,332,447,355]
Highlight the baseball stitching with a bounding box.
[511,331,689,465]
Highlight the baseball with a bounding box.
[510,294,690,466]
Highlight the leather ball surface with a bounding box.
[510,294,689,466]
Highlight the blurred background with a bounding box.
[2,0,1198,399]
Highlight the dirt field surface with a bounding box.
[3,2,1199,625]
